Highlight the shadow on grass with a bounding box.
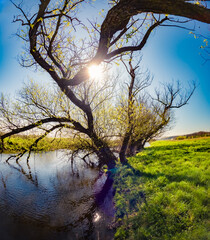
[123,159,207,187]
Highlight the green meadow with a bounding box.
[114,138,210,240]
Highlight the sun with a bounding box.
[88,64,103,79]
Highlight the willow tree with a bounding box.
[1,0,209,168]
[126,80,196,156]
[0,72,119,168]
[115,55,196,161]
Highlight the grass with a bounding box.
[0,135,77,153]
[114,138,210,240]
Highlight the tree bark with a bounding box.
[91,133,117,169]
[132,0,210,23]
[127,141,138,156]
[119,133,130,164]
[127,139,144,156]
[95,0,210,62]
[136,142,145,153]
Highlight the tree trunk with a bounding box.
[126,141,137,156]
[127,139,144,156]
[119,58,136,164]
[95,0,210,63]
[119,132,130,164]
[90,132,117,169]
[136,143,144,153]
[136,139,146,153]
[95,146,117,170]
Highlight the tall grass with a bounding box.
[114,138,210,240]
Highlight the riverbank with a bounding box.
[113,137,210,240]
[0,135,82,153]
[0,135,118,154]
[1,135,209,239]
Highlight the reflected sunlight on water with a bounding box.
[0,151,115,240]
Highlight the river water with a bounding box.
[0,151,115,240]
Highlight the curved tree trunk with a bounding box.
[95,146,117,170]
[90,132,117,169]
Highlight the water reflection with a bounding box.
[0,151,115,240]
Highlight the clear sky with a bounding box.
[0,0,209,137]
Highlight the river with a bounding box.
[0,151,115,240]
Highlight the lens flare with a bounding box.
[88,64,103,79]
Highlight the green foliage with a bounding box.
[0,135,80,153]
[114,138,210,240]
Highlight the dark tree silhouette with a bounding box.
[0,0,208,168]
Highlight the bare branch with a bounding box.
[105,17,168,60]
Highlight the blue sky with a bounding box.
[0,0,209,136]
[140,20,210,136]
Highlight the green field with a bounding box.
[114,138,210,240]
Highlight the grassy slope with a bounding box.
[114,138,210,240]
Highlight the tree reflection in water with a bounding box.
[0,151,115,240]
